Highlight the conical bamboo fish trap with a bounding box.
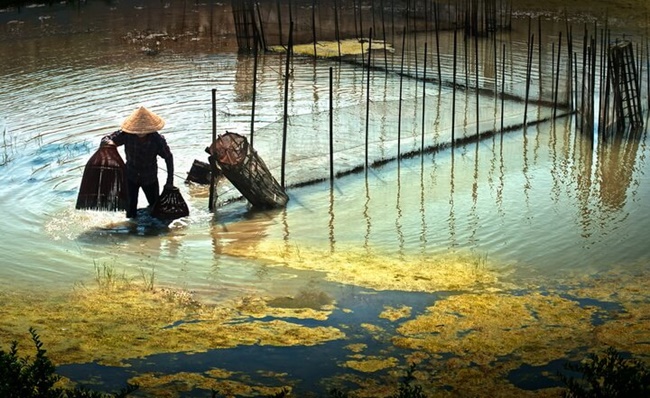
[76,145,127,211]
[210,132,288,209]
[151,186,189,220]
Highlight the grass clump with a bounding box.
[0,328,138,398]
[560,346,650,397]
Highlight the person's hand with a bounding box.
[101,139,116,147]
[164,183,174,191]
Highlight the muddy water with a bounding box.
[1,1,650,396]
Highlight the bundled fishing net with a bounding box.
[76,145,127,211]
[151,186,189,220]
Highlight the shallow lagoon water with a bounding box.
[1,1,650,396]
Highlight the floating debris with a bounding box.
[269,39,395,58]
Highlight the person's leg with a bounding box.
[126,179,139,218]
[142,180,160,208]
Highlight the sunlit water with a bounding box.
[1,1,650,395]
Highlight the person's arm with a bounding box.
[158,134,174,189]
[164,152,174,189]
[100,130,125,147]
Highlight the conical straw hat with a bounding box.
[121,106,165,134]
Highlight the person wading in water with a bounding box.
[101,106,174,219]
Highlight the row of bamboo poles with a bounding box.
[211,0,649,209]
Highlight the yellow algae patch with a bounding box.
[432,367,563,398]
[129,371,290,398]
[344,356,399,373]
[219,242,501,292]
[380,305,412,321]
[345,343,367,353]
[0,279,344,368]
[594,302,650,357]
[233,293,334,321]
[205,368,235,379]
[555,269,650,358]
[394,292,596,366]
[564,268,650,303]
[269,39,394,58]
[361,323,385,334]
[266,288,335,311]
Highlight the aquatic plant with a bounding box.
[559,346,650,397]
[390,363,427,398]
[0,328,138,398]
[328,362,426,398]
[94,261,130,290]
[0,126,15,167]
[138,265,155,291]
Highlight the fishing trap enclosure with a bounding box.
[209,132,288,209]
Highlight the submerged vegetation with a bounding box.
[1,127,15,167]
[1,257,650,396]
[4,332,650,398]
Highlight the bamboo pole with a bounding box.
[538,15,542,96]
[397,26,406,160]
[452,29,458,144]
[250,36,258,148]
[334,0,341,59]
[580,26,587,133]
[553,31,562,119]
[422,42,427,153]
[501,43,505,132]
[281,21,293,188]
[381,0,388,71]
[365,28,372,169]
[276,0,283,48]
[475,34,480,139]
[434,2,442,84]
[551,43,555,101]
[573,51,579,126]
[523,33,534,126]
[566,25,573,110]
[464,29,469,87]
[255,3,266,51]
[329,66,334,183]
[312,0,317,57]
[209,88,217,212]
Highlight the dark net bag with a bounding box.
[151,186,189,220]
[76,145,128,211]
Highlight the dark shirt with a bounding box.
[101,130,174,186]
